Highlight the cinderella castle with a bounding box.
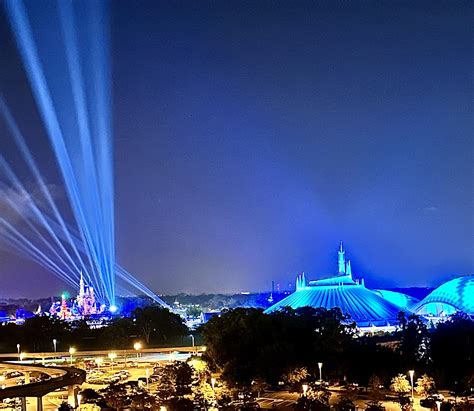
[49,273,105,319]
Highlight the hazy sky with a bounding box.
[0,1,473,298]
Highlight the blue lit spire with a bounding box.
[346,260,352,277]
[338,241,346,274]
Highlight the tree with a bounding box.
[391,374,411,396]
[368,375,384,402]
[99,317,136,348]
[282,367,310,392]
[334,397,355,411]
[390,374,411,410]
[415,374,436,397]
[397,314,429,367]
[251,378,270,398]
[366,401,385,411]
[430,313,474,391]
[201,307,355,385]
[295,386,331,411]
[132,305,188,344]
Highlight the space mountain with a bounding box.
[265,243,418,330]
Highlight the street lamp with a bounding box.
[108,353,117,372]
[408,370,415,402]
[52,339,57,354]
[189,334,195,348]
[69,347,76,366]
[318,362,323,383]
[302,384,308,397]
[16,344,20,361]
[95,357,103,369]
[133,342,142,361]
[211,377,216,390]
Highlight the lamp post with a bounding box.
[95,357,103,370]
[133,342,142,361]
[408,370,415,403]
[318,362,323,383]
[108,353,117,372]
[52,339,57,354]
[69,347,76,366]
[189,334,195,349]
[16,344,20,361]
[302,384,308,397]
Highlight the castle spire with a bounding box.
[338,242,346,274]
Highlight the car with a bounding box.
[420,395,445,409]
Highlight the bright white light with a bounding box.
[109,305,118,313]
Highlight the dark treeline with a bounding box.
[201,307,474,394]
[0,305,188,353]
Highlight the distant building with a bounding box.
[413,275,474,318]
[265,243,415,331]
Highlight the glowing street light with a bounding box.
[52,339,57,353]
[108,352,117,371]
[95,357,103,369]
[302,384,309,397]
[211,377,216,390]
[408,370,415,402]
[16,344,20,361]
[69,347,76,366]
[189,334,195,348]
[133,342,142,361]
[318,362,323,382]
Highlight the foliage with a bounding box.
[366,401,386,411]
[368,375,385,402]
[283,366,310,389]
[295,386,331,410]
[397,312,429,367]
[201,307,355,385]
[132,305,188,344]
[390,374,411,396]
[334,397,356,411]
[430,313,474,391]
[415,374,436,397]
[154,362,193,400]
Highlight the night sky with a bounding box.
[0,1,472,298]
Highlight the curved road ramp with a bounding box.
[0,362,86,411]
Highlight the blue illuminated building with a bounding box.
[413,275,474,317]
[265,243,415,329]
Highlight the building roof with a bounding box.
[413,275,474,316]
[374,289,419,311]
[264,282,405,327]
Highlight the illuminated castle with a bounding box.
[49,273,105,319]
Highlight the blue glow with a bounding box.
[4,0,115,305]
[414,275,474,316]
[0,1,170,310]
[265,244,408,327]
